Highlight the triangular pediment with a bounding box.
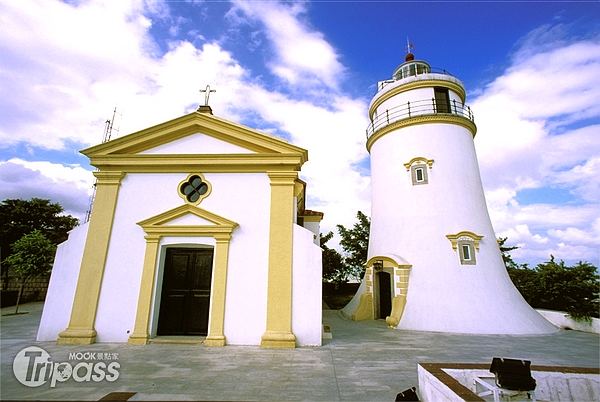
[82,111,305,157]
[137,204,238,237]
[138,132,256,155]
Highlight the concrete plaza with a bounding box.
[1,302,598,401]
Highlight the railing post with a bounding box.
[432,98,436,114]
[452,99,457,115]
[407,101,411,118]
[386,110,389,125]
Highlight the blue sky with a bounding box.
[0,0,599,267]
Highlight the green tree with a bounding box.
[498,237,521,269]
[3,230,56,314]
[336,211,370,280]
[535,256,599,321]
[502,239,600,322]
[320,231,347,283]
[0,198,78,281]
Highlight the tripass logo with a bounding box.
[13,346,120,388]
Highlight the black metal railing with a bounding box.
[378,67,455,92]
[366,98,474,140]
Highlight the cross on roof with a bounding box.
[199,85,216,106]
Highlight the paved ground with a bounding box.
[1,302,598,401]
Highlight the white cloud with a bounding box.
[0,159,94,221]
[227,0,346,90]
[473,27,600,265]
[1,2,597,267]
[0,0,369,237]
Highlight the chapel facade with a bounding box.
[38,106,324,348]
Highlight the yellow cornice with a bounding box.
[81,111,308,162]
[403,157,434,171]
[366,114,477,153]
[301,215,323,223]
[369,79,466,120]
[88,153,305,173]
[93,171,126,185]
[137,204,238,231]
[446,231,484,251]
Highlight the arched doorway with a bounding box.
[377,271,392,319]
[157,247,214,335]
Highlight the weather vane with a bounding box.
[199,85,216,106]
[405,37,414,54]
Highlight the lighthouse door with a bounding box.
[157,247,214,336]
[377,271,392,319]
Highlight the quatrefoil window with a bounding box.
[178,173,212,204]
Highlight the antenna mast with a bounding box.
[84,107,121,223]
[405,37,414,54]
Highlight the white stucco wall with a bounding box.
[37,223,89,341]
[536,309,600,334]
[92,171,272,343]
[441,368,600,402]
[139,132,255,154]
[366,111,556,334]
[292,225,323,346]
[301,220,321,245]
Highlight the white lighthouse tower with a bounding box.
[342,49,556,335]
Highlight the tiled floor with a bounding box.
[1,302,598,401]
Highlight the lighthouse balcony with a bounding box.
[366,98,475,140]
[378,67,458,92]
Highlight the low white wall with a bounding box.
[417,365,465,402]
[420,365,600,402]
[534,371,599,401]
[292,224,323,346]
[37,224,89,341]
[536,309,600,334]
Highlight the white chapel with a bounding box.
[37,105,324,348]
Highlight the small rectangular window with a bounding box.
[462,244,471,260]
[458,241,476,265]
[415,168,424,182]
[410,165,428,185]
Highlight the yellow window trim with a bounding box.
[403,157,435,171]
[446,231,484,252]
[177,173,212,205]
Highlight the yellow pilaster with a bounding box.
[128,235,161,345]
[205,234,232,347]
[261,171,297,348]
[58,171,125,345]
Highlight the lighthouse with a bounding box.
[342,49,556,335]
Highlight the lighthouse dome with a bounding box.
[392,58,431,81]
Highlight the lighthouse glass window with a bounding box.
[411,165,428,185]
[458,241,476,265]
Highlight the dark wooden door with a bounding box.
[377,271,392,319]
[157,248,213,336]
